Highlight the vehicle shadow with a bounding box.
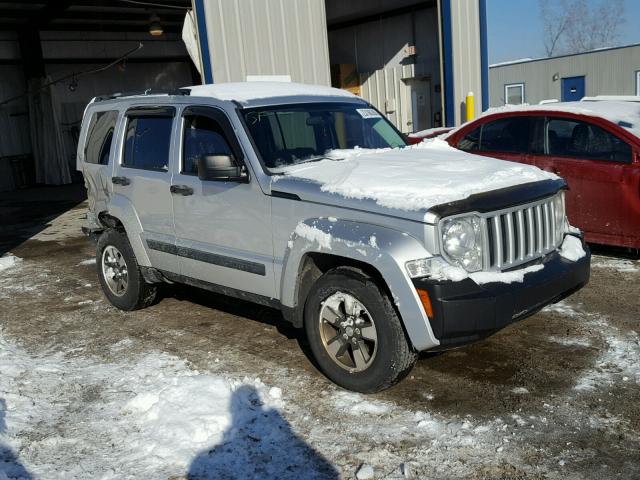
[0,399,32,480]
[187,385,339,480]
[0,184,87,255]
[588,242,639,259]
[166,284,300,340]
[165,284,327,376]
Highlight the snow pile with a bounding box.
[294,222,333,250]
[0,254,21,273]
[187,81,355,104]
[332,392,392,416]
[0,330,322,479]
[280,138,557,211]
[469,264,544,285]
[77,258,96,266]
[558,235,586,262]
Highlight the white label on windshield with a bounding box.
[356,108,382,119]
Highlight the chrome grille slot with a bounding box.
[485,194,563,271]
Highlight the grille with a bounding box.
[484,194,563,271]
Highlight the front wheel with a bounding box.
[304,267,417,393]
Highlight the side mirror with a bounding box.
[197,155,248,182]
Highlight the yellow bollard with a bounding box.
[466,92,475,122]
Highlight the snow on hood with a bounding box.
[276,139,557,212]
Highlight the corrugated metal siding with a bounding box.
[200,0,331,85]
[448,0,483,124]
[489,45,640,107]
[360,65,413,133]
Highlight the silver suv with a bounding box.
[77,82,590,392]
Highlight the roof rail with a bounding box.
[94,88,190,102]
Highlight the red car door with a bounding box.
[542,116,640,248]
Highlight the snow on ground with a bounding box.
[0,254,21,273]
[591,255,639,273]
[543,301,640,391]
[279,139,557,211]
[0,329,334,480]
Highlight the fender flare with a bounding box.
[102,193,151,267]
[280,218,440,351]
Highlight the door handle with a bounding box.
[111,176,130,186]
[170,184,194,196]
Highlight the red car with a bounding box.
[446,101,640,249]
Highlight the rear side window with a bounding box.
[123,115,174,171]
[547,117,632,163]
[479,117,530,153]
[182,114,234,175]
[85,110,118,165]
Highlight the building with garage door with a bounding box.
[0,0,488,192]
[489,43,640,107]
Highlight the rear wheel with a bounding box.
[304,267,417,393]
[96,229,158,311]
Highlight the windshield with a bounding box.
[241,102,406,171]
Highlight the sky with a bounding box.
[487,0,640,65]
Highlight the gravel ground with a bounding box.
[0,187,638,479]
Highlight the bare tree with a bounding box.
[539,0,626,57]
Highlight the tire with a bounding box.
[304,267,417,393]
[96,229,158,311]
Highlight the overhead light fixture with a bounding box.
[552,73,559,81]
[149,13,163,36]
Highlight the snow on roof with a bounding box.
[186,82,357,105]
[278,139,557,212]
[489,58,533,68]
[485,101,640,138]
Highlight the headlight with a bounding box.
[552,192,566,244]
[440,215,483,272]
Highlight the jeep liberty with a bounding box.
[77,82,590,392]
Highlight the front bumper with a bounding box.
[413,241,591,350]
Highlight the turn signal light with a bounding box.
[417,289,434,318]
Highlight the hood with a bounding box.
[270,139,558,221]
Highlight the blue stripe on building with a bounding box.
[479,0,489,111]
[194,0,214,84]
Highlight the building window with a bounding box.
[504,83,525,105]
[636,71,640,96]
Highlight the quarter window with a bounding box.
[182,114,234,175]
[85,110,118,165]
[457,126,481,151]
[504,83,525,105]
[123,115,173,171]
[546,117,631,163]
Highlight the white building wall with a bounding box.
[198,0,331,85]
